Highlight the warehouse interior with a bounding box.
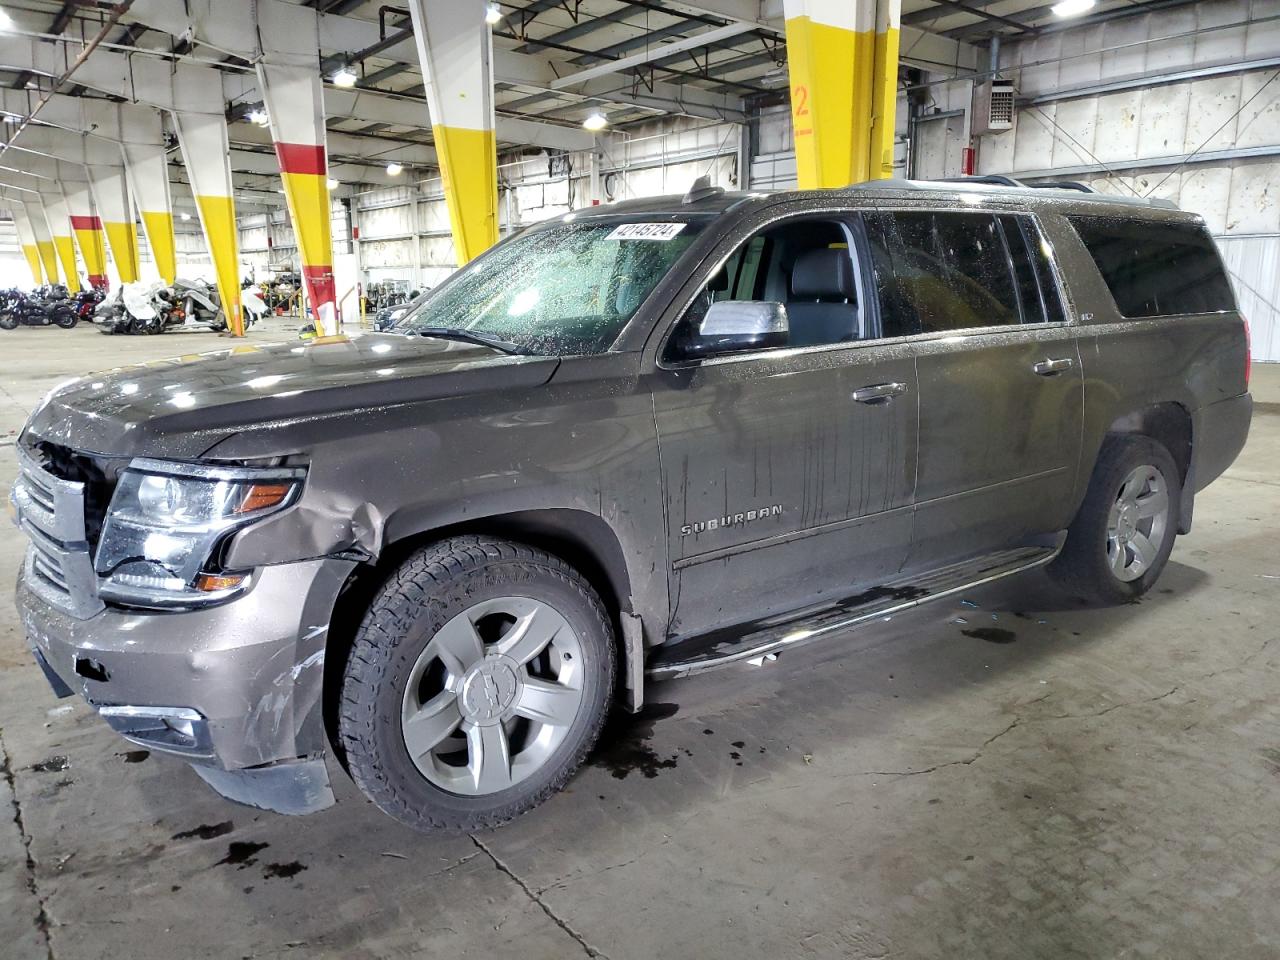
[0,1,1278,958]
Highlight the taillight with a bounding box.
[1243,316,1251,389]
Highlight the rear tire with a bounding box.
[339,535,616,832]
[1049,435,1180,604]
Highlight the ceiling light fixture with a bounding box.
[180,212,191,221]
[1050,0,1096,17]
[332,65,358,88]
[326,178,339,190]
[386,161,404,176]
[247,107,270,126]
[582,112,608,132]
[0,8,14,32]
[485,4,502,25]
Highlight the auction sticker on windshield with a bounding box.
[606,222,686,241]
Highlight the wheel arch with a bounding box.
[320,508,638,768]
[1103,400,1194,533]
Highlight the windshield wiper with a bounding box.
[412,327,522,355]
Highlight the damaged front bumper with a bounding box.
[17,556,356,815]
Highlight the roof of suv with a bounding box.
[579,177,1195,224]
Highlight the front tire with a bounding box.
[1050,435,1180,603]
[339,536,616,832]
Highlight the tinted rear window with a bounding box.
[1069,216,1235,318]
[865,211,1022,335]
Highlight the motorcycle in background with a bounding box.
[74,288,106,321]
[0,288,78,330]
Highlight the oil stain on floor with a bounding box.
[591,702,680,779]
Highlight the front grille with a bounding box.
[12,445,105,620]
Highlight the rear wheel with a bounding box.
[1050,435,1180,603]
[55,310,76,329]
[339,536,616,832]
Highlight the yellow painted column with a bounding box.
[87,164,141,283]
[65,180,110,288]
[783,0,875,188]
[27,203,61,283]
[42,191,81,292]
[407,0,499,264]
[11,206,45,284]
[140,211,177,283]
[434,125,498,264]
[870,0,902,180]
[120,107,179,284]
[172,111,243,335]
[53,237,80,292]
[258,57,339,335]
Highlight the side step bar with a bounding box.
[646,544,1060,680]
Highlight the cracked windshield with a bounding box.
[397,217,707,355]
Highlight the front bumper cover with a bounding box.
[17,556,357,815]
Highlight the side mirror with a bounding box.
[682,300,789,358]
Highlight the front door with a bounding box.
[649,210,919,641]
[865,208,1084,566]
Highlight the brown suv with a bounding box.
[12,178,1252,831]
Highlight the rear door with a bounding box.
[865,208,1083,567]
[649,207,919,640]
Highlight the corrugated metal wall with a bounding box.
[979,0,1280,359]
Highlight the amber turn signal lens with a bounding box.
[235,482,294,514]
[195,573,247,593]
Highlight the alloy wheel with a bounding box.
[1106,464,1170,582]
[400,596,586,795]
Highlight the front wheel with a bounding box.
[339,536,616,832]
[1049,435,1180,603]
[0,311,16,330]
[55,310,76,329]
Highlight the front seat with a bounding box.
[787,248,859,346]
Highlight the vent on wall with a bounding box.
[972,79,1015,135]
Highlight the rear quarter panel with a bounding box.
[1043,211,1249,506]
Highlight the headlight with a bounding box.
[95,458,304,609]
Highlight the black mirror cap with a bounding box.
[680,329,788,359]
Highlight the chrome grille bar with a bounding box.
[11,446,104,620]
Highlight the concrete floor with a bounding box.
[2,321,1278,960]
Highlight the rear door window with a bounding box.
[1068,215,1235,318]
[865,211,1022,335]
[999,214,1067,326]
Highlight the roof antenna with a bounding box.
[684,175,725,204]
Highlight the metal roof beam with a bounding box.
[550,22,757,88]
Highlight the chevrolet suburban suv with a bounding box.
[11,178,1252,832]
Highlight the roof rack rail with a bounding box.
[935,175,1025,187]
[1026,180,1096,194]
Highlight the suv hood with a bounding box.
[23,332,559,459]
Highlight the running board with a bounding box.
[646,544,1060,680]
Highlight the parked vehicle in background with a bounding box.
[95,280,266,335]
[12,178,1252,832]
[94,283,166,335]
[1,287,78,330]
[374,289,428,330]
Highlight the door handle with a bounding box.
[851,381,907,404]
[1032,357,1075,376]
